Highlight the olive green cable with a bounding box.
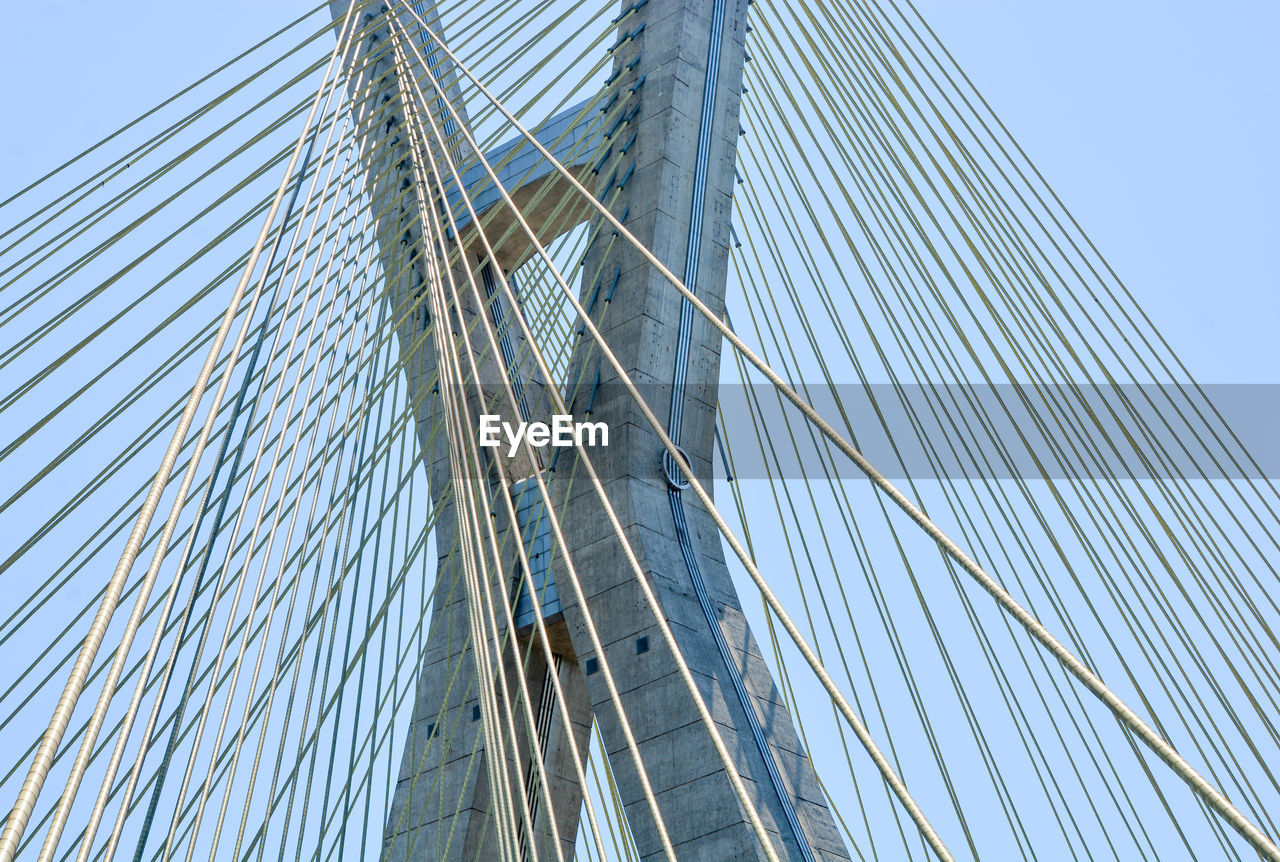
[737,28,1244,855]
[732,77,1049,855]
[1,152,454,653]
[0,0,501,311]
[403,48,629,855]
[752,8,1280,824]
[768,0,1269,778]
[820,0,1280,713]
[788,0,1280,681]
[747,5,1274,855]
[391,36,561,857]
[0,90,431,462]
[732,85,1177,855]
[103,189,391,862]
[0,1,333,216]
[884,0,1280,527]
[72,151,448,855]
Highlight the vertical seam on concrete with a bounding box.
[660,1,818,859]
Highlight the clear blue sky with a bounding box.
[1,1,1275,381]
[1,3,1277,860]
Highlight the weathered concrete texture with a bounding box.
[556,0,851,859]
[445,98,602,270]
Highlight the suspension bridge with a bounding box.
[1,1,1278,860]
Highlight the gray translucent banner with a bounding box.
[572,383,1279,480]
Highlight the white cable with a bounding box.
[92,184,387,862]
[147,60,369,862]
[0,7,367,861]
[396,7,1280,860]
[390,30,614,858]
[73,131,364,862]
[389,11,787,861]
[76,78,414,862]
[396,12,953,848]
[93,124,436,862]
[380,15,683,862]
[398,55,613,860]
[379,42,526,851]
[267,234,423,862]
[172,121,367,862]
[413,149,541,862]
[205,135,374,861]
[224,165,394,862]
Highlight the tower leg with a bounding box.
[557,1,850,858]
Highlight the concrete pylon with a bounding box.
[331,1,850,859]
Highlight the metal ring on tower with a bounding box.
[660,444,692,490]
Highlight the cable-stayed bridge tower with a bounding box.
[2,3,1280,862]
[334,1,847,858]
